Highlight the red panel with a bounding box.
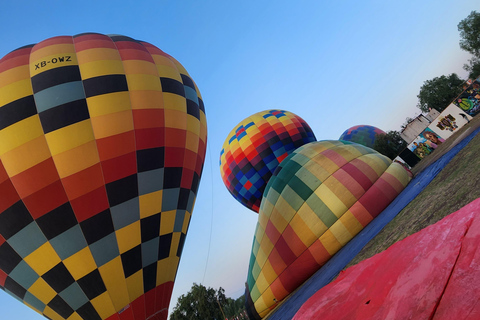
[268,248,287,276]
[96,131,136,161]
[10,158,60,198]
[118,305,135,320]
[282,225,307,257]
[180,168,194,190]
[101,152,137,184]
[105,313,121,320]
[141,42,169,57]
[340,162,373,193]
[144,289,157,318]
[165,128,186,148]
[265,221,281,245]
[73,34,117,51]
[278,249,319,293]
[131,293,146,320]
[164,147,185,168]
[132,109,164,130]
[0,234,5,246]
[358,185,392,219]
[70,186,109,222]
[0,47,31,73]
[155,281,174,314]
[31,36,73,52]
[61,163,104,199]
[0,178,20,213]
[23,179,69,219]
[308,239,332,266]
[135,128,164,150]
[0,269,7,287]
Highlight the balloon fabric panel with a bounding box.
[339,125,386,149]
[0,33,207,320]
[220,110,316,213]
[245,141,410,318]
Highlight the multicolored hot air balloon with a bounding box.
[339,125,386,149]
[245,140,411,319]
[0,33,207,320]
[219,110,316,213]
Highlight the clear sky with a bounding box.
[0,1,477,319]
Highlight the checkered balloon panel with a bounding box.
[0,33,207,320]
[220,110,316,213]
[245,141,410,318]
[339,125,386,149]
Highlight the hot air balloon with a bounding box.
[0,33,207,320]
[244,140,411,319]
[339,125,386,149]
[219,110,316,213]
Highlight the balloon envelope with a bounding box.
[339,125,386,149]
[219,110,316,213]
[0,33,207,320]
[245,140,410,319]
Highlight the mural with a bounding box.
[454,79,480,116]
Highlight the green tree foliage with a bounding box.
[373,130,407,160]
[170,284,247,320]
[416,74,464,113]
[458,11,480,57]
[170,283,227,320]
[458,11,480,79]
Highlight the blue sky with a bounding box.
[0,1,477,319]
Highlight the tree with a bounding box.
[416,74,464,112]
[170,283,227,320]
[464,56,480,79]
[458,11,480,57]
[373,130,407,160]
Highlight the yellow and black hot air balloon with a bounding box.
[0,33,207,320]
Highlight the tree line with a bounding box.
[376,11,480,159]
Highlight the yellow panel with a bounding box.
[78,60,124,79]
[98,257,130,311]
[254,297,268,319]
[1,135,50,176]
[156,256,179,285]
[162,94,186,113]
[159,210,175,235]
[66,312,83,320]
[123,60,158,76]
[164,108,187,129]
[255,247,267,268]
[311,154,339,175]
[272,195,296,227]
[116,221,141,254]
[319,229,342,255]
[186,114,200,135]
[255,270,269,294]
[262,260,278,285]
[45,120,94,156]
[139,190,163,219]
[126,74,161,91]
[86,92,132,117]
[289,213,317,246]
[359,154,389,176]
[76,48,121,64]
[30,43,75,60]
[0,115,43,155]
[129,90,163,109]
[90,110,134,139]
[125,269,144,302]
[63,247,97,280]
[297,203,328,237]
[42,306,64,320]
[156,65,181,81]
[169,232,181,257]
[24,242,61,276]
[52,140,99,178]
[339,211,364,238]
[90,291,117,319]
[28,278,56,304]
[260,288,276,312]
[315,182,349,218]
[182,211,191,233]
[30,52,79,76]
[329,220,353,246]
[259,235,274,258]
[0,65,29,87]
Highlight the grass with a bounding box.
[346,116,480,267]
